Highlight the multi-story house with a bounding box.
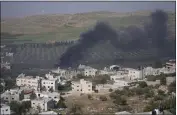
[16,74,40,91]
[41,79,58,92]
[72,79,92,95]
[0,104,11,115]
[31,98,55,112]
[124,68,143,80]
[35,91,60,102]
[1,89,24,103]
[84,68,97,77]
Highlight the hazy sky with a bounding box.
[1,1,176,18]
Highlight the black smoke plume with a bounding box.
[59,10,174,68]
[150,10,168,48]
[59,22,119,68]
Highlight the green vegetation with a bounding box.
[146,73,176,81]
[70,103,83,115]
[30,92,37,99]
[9,101,31,115]
[160,76,167,85]
[1,11,175,44]
[168,81,176,93]
[57,96,67,108]
[92,75,110,86]
[99,95,107,101]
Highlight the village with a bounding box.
[0,59,176,115]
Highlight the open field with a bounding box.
[1,11,175,44]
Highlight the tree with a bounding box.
[135,87,144,95]
[120,98,127,105]
[70,103,83,115]
[49,87,54,93]
[158,90,165,96]
[41,86,47,92]
[154,95,164,101]
[30,92,37,99]
[57,96,67,108]
[9,101,22,115]
[0,84,4,93]
[100,77,107,87]
[109,88,113,92]
[160,76,166,85]
[88,94,92,100]
[99,95,107,101]
[138,81,148,88]
[168,81,176,93]
[37,105,41,113]
[21,101,31,111]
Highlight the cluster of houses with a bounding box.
[0,59,176,115]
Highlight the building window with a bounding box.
[77,86,79,87]
[12,98,14,100]
[54,97,56,98]
[33,103,35,105]
[51,83,53,84]
[48,86,50,88]
[88,85,90,87]
[6,97,8,99]
[77,90,79,91]
[6,109,8,111]
[81,89,82,91]
[88,89,90,91]
[43,82,45,84]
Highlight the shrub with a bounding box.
[158,90,165,96]
[138,81,148,88]
[88,94,92,100]
[154,95,164,101]
[160,76,166,85]
[109,88,113,92]
[120,98,127,105]
[100,95,107,101]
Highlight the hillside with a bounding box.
[1,10,176,44]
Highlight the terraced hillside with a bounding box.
[1,10,176,70]
[1,11,176,44]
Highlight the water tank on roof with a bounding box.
[110,65,120,71]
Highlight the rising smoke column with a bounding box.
[59,22,119,68]
[59,10,171,68]
[150,10,168,48]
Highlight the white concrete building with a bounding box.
[95,81,128,92]
[110,71,127,82]
[16,74,40,91]
[39,111,58,115]
[0,104,11,115]
[166,59,176,71]
[72,79,92,95]
[84,68,97,77]
[166,77,176,85]
[51,67,67,76]
[1,89,24,103]
[78,64,92,70]
[41,79,58,92]
[110,65,121,71]
[31,98,55,112]
[35,91,60,102]
[124,68,143,80]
